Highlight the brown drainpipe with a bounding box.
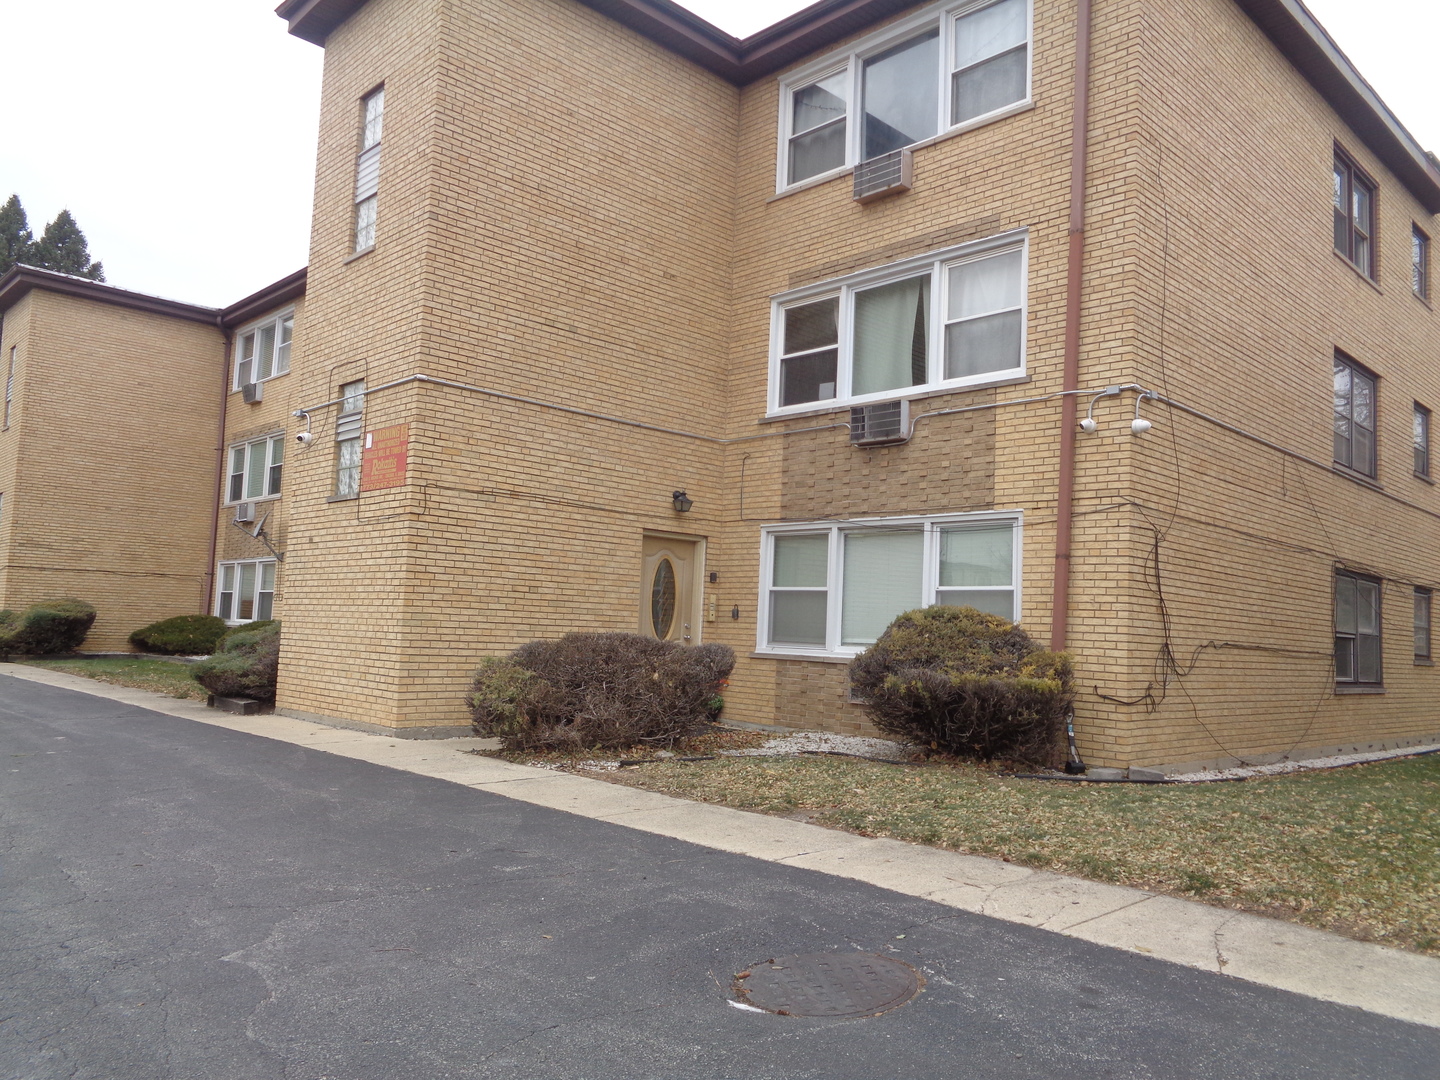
[202,320,232,615]
[1050,0,1094,653]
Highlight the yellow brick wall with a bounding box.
[0,290,224,650]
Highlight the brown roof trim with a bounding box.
[279,0,1440,212]
[0,265,220,325]
[220,267,308,330]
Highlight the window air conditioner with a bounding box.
[242,381,264,404]
[850,400,911,446]
[853,148,913,204]
[233,502,257,524]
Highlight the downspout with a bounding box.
[1050,0,1094,654]
[202,320,232,614]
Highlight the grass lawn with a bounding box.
[495,732,1440,956]
[20,657,207,701]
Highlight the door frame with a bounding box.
[639,530,707,644]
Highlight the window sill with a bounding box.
[1415,658,1435,667]
[1331,464,1384,492]
[768,100,1036,204]
[224,495,280,508]
[326,493,359,503]
[1415,472,1435,486]
[344,246,375,265]
[762,372,1031,424]
[1334,684,1386,695]
[1333,249,1382,293]
[230,373,289,394]
[750,650,856,664]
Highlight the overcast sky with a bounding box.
[1,0,1434,308]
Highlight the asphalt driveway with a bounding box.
[1,675,1435,1079]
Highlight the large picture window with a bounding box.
[760,513,1021,656]
[217,559,277,624]
[227,435,285,503]
[233,312,294,390]
[1335,571,1382,686]
[771,237,1025,412]
[779,0,1031,190]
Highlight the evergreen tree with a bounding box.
[30,209,104,281]
[0,195,35,276]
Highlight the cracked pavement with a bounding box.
[1,674,1437,1079]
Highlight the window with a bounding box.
[1415,403,1431,479]
[3,345,14,429]
[780,0,1031,189]
[1335,571,1382,686]
[233,312,293,390]
[1416,588,1432,663]
[334,380,365,498]
[217,559,276,624]
[1333,150,1376,277]
[227,435,285,503]
[761,513,1020,655]
[772,237,1025,412]
[1332,353,1376,478]
[354,86,384,252]
[1414,226,1431,300]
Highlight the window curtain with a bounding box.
[853,275,929,396]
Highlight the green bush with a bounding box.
[129,614,228,655]
[191,621,281,702]
[468,632,735,751]
[217,619,277,650]
[848,606,1074,767]
[0,598,98,657]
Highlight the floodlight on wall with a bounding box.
[671,490,693,513]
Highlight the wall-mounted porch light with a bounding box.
[671,490,693,513]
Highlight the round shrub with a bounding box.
[0,598,98,657]
[848,606,1074,767]
[217,619,277,650]
[129,614,228,655]
[191,621,281,702]
[468,632,736,752]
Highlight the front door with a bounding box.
[641,533,703,643]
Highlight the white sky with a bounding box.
[0,0,1434,308]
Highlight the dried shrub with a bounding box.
[129,614,228,655]
[467,632,736,751]
[0,598,98,657]
[191,621,281,702]
[849,606,1073,767]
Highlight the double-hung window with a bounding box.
[1415,403,1431,479]
[1414,226,1431,300]
[334,380,365,498]
[233,312,293,390]
[217,559,276,624]
[1333,149,1376,277]
[227,435,285,503]
[779,0,1032,190]
[761,513,1021,656]
[1335,570,1382,686]
[354,86,384,253]
[1332,353,1376,478]
[772,236,1026,412]
[1415,588,1432,663]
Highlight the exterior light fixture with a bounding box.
[1131,390,1156,435]
[671,490,693,513]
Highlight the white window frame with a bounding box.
[768,232,1027,416]
[215,558,277,625]
[775,0,1034,194]
[232,309,295,391]
[757,511,1023,659]
[226,433,286,505]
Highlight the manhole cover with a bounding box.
[734,952,922,1018]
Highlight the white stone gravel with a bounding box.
[1171,743,1440,782]
[719,731,917,761]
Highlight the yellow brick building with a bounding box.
[3,0,1437,774]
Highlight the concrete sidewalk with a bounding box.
[4,661,1436,1031]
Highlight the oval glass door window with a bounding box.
[651,558,678,639]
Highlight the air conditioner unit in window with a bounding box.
[850,400,911,446]
[242,381,263,404]
[233,502,257,524]
[853,148,913,204]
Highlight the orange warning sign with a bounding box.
[360,424,409,491]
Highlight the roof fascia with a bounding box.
[220,267,308,330]
[0,265,221,326]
